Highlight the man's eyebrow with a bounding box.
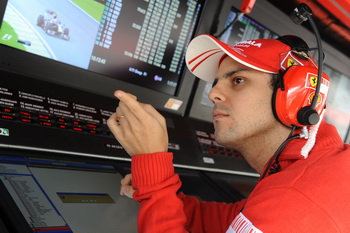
[217,69,249,79]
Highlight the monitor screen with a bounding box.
[0,0,225,116]
[220,6,279,45]
[0,153,139,233]
[0,0,204,96]
[323,64,350,141]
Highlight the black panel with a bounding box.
[0,70,258,177]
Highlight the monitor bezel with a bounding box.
[0,0,219,116]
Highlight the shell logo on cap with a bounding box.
[308,93,322,106]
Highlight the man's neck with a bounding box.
[239,125,292,175]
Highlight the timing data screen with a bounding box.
[220,6,279,45]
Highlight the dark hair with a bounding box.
[277,35,311,61]
[277,35,310,53]
[269,73,280,90]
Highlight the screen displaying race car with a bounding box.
[0,0,205,96]
[0,0,102,71]
[37,10,70,41]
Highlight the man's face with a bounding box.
[209,56,279,149]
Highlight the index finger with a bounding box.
[114,90,147,121]
[114,90,137,101]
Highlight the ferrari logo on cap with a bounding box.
[280,51,305,70]
[287,58,298,67]
[310,76,317,87]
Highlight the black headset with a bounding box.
[270,3,328,128]
[289,3,325,125]
[261,3,329,179]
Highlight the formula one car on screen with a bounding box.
[37,10,70,40]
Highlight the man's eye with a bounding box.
[233,77,244,85]
[212,79,218,88]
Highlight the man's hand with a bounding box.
[120,174,135,198]
[107,90,169,156]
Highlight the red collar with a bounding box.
[279,120,343,162]
[260,120,344,180]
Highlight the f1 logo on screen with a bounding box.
[0,128,9,136]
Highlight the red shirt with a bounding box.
[131,121,350,232]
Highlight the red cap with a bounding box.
[185,34,317,83]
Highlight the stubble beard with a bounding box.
[213,121,242,150]
[213,115,276,153]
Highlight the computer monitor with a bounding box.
[219,6,279,45]
[0,0,219,115]
[0,151,139,233]
[323,64,350,141]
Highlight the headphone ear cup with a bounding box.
[274,66,330,127]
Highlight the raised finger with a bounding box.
[114,90,148,122]
[116,101,138,129]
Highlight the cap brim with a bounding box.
[185,34,274,83]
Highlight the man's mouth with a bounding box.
[212,110,229,121]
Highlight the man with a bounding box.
[107,34,350,232]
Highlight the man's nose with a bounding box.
[208,82,225,104]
